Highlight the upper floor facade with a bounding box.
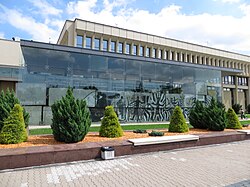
[57,18,250,77]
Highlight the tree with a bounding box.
[51,87,91,143]
[226,108,242,129]
[205,98,226,131]
[99,106,123,138]
[0,89,29,131]
[189,100,207,129]
[169,106,189,133]
[0,104,28,144]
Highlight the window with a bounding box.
[118,42,123,53]
[139,46,144,56]
[146,47,150,57]
[126,43,131,54]
[133,45,137,55]
[85,37,92,49]
[111,41,116,52]
[103,40,108,51]
[177,53,180,61]
[223,76,235,85]
[152,48,156,58]
[77,35,83,48]
[182,53,185,62]
[94,38,100,50]
[238,77,248,86]
[171,51,174,60]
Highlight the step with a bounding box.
[128,134,199,146]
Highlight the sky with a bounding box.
[0,0,250,55]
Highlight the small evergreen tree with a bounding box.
[99,106,123,138]
[0,104,27,144]
[51,87,91,143]
[169,106,189,133]
[205,98,226,131]
[0,89,29,131]
[226,108,242,129]
[189,100,207,129]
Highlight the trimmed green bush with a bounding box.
[148,130,164,136]
[226,108,242,129]
[133,129,147,133]
[169,106,189,133]
[99,106,123,138]
[205,98,226,131]
[189,100,207,129]
[51,87,91,143]
[0,89,29,131]
[0,104,28,144]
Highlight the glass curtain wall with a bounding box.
[19,46,221,123]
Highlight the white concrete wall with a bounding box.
[0,39,24,67]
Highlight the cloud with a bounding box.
[66,1,250,55]
[214,0,241,4]
[27,0,62,17]
[0,4,61,43]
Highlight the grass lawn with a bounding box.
[29,124,173,135]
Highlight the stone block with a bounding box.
[43,106,52,125]
[24,106,42,126]
[16,83,46,105]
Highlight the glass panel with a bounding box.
[118,42,123,53]
[133,45,137,55]
[86,37,92,49]
[152,48,156,58]
[103,40,108,51]
[139,46,144,56]
[76,35,83,48]
[146,47,150,57]
[111,41,116,52]
[94,38,100,50]
[126,44,130,54]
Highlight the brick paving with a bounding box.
[0,140,250,187]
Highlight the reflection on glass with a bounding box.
[77,35,83,48]
[103,40,108,51]
[111,41,116,52]
[86,37,92,49]
[94,38,100,50]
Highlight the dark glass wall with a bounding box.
[19,45,221,123]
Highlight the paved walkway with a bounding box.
[0,140,249,187]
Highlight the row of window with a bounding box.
[223,76,248,86]
[76,35,248,74]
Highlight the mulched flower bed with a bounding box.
[0,127,249,149]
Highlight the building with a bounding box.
[0,18,249,125]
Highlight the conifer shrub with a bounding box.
[99,106,123,138]
[0,104,28,144]
[148,130,164,136]
[51,87,91,143]
[0,89,29,131]
[205,98,226,131]
[169,106,189,133]
[226,108,242,129]
[189,100,207,129]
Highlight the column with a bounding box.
[91,35,95,49]
[100,36,103,51]
[234,75,239,105]
[83,33,86,48]
[108,38,111,52]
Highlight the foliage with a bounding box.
[99,106,123,138]
[0,89,29,131]
[0,104,27,144]
[169,106,189,133]
[226,108,242,129]
[232,103,242,114]
[133,129,147,133]
[51,87,91,143]
[148,130,164,136]
[189,100,207,129]
[205,98,226,131]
